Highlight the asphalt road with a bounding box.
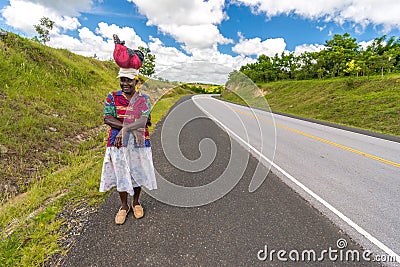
[63,96,382,266]
[192,95,400,265]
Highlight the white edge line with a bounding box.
[192,95,400,263]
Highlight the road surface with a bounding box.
[192,94,400,265]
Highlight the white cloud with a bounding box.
[236,0,343,18]
[129,0,226,26]
[234,0,400,31]
[21,0,93,16]
[358,39,381,51]
[148,36,191,73]
[128,0,230,51]
[49,33,94,57]
[48,28,106,58]
[1,0,81,35]
[294,44,326,56]
[159,24,232,51]
[53,16,81,33]
[149,37,254,84]
[232,36,287,57]
[358,40,372,51]
[95,22,147,49]
[48,22,147,60]
[157,61,232,84]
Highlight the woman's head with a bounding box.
[117,68,139,95]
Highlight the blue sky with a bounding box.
[1,0,400,84]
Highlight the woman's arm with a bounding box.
[104,117,123,130]
[113,116,148,147]
[123,116,147,132]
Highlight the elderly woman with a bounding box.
[99,67,157,225]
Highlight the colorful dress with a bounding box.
[99,90,157,195]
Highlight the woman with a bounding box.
[99,67,157,225]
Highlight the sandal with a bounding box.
[132,204,144,219]
[115,206,130,225]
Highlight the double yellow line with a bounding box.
[227,105,400,169]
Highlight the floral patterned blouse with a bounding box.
[103,90,151,147]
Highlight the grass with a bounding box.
[0,32,192,266]
[222,75,400,137]
[0,135,106,266]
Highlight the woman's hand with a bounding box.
[133,128,145,147]
[114,128,127,148]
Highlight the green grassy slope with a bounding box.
[223,75,400,136]
[0,32,120,200]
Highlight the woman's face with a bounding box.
[120,77,137,95]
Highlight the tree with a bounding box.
[295,52,317,80]
[236,32,400,83]
[323,33,359,77]
[344,60,361,77]
[138,46,156,77]
[34,17,54,45]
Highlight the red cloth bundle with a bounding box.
[113,44,143,69]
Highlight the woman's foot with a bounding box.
[132,201,144,219]
[115,205,130,225]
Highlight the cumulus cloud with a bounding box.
[48,28,109,59]
[159,24,233,51]
[149,36,254,84]
[148,36,191,71]
[294,44,326,56]
[49,31,97,58]
[234,0,400,31]
[95,22,147,49]
[128,0,230,51]
[129,0,226,26]
[232,36,287,57]
[48,22,147,60]
[358,39,377,50]
[1,0,81,35]
[159,61,233,84]
[21,0,93,16]
[54,16,81,32]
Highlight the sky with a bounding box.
[1,0,400,84]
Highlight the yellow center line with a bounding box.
[221,103,400,169]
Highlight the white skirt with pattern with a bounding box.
[99,134,157,195]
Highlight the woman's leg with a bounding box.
[132,187,144,219]
[132,187,141,206]
[118,191,129,210]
